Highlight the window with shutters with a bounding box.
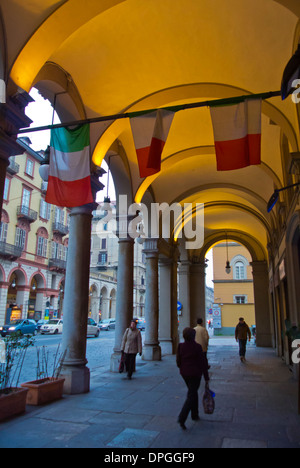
[0,223,8,242]
[15,227,26,249]
[37,237,48,257]
[40,199,51,220]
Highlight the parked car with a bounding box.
[40,319,63,335]
[0,319,37,337]
[87,318,100,337]
[99,318,116,331]
[136,317,146,331]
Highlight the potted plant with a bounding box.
[0,333,34,422]
[21,344,66,406]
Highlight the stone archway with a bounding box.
[29,272,46,321]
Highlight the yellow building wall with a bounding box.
[221,304,256,329]
[212,243,255,334]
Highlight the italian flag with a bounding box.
[210,99,262,171]
[46,124,93,207]
[130,109,175,178]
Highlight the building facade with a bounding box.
[212,242,255,335]
[91,202,146,322]
[0,138,69,324]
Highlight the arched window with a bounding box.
[231,255,249,280]
[235,261,245,280]
[36,228,49,258]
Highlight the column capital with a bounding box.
[143,239,160,256]
[70,206,93,217]
[250,260,268,275]
[0,92,33,162]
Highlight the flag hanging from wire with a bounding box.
[130,109,175,178]
[46,124,93,207]
[210,99,262,171]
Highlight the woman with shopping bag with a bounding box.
[121,319,143,380]
[176,327,210,430]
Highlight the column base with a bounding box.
[110,352,123,373]
[142,344,161,361]
[256,334,273,348]
[61,365,90,395]
[159,339,175,355]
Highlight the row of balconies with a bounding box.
[0,239,67,271]
[16,205,69,236]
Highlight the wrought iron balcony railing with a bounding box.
[49,258,67,272]
[17,205,38,223]
[52,222,69,236]
[0,242,23,260]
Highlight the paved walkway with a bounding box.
[0,337,299,449]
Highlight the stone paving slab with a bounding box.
[0,338,299,449]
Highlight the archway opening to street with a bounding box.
[207,240,256,339]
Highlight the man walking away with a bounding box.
[194,318,210,368]
[235,317,251,362]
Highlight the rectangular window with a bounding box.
[98,252,108,265]
[37,237,48,257]
[101,238,107,250]
[55,208,65,224]
[3,178,10,201]
[234,295,247,304]
[15,228,26,249]
[22,188,31,208]
[25,158,34,177]
[40,199,51,220]
[0,223,8,242]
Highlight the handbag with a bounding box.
[119,352,125,373]
[203,383,215,415]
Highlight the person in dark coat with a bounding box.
[235,317,251,362]
[176,327,210,430]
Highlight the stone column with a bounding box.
[61,206,93,394]
[189,261,207,327]
[110,217,134,372]
[178,261,191,340]
[159,255,179,355]
[142,240,161,361]
[251,261,273,347]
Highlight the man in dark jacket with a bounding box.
[176,327,210,430]
[235,317,251,362]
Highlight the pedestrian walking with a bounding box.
[121,319,143,379]
[194,318,210,368]
[176,327,210,430]
[235,317,251,362]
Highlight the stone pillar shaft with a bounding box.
[159,257,179,355]
[143,242,161,361]
[61,206,92,394]
[189,262,206,327]
[251,261,273,347]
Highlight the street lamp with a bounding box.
[267,182,300,213]
[225,233,231,275]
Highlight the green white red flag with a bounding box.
[130,109,175,178]
[210,99,262,171]
[46,124,93,207]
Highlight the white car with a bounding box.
[40,319,63,335]
[87,318,100,338]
